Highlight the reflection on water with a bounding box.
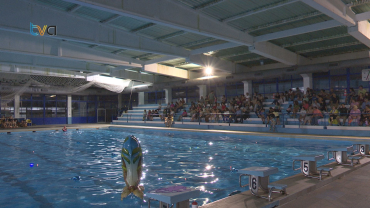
[0,128,362,207]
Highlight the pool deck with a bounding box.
[2,124,370,208]
[2,124,370,142]
[0,123,111,133]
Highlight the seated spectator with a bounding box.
[302,100,309,110]
[286,104,292,115]
[361,98,370,110]
[358,93,365,107]
[160,109,167,121]
[256,108,266,124]
[242,107,250,121]
[365,92,370,100]
[279,92,285,104]
[147,110,153,121]
[266,108,275,125]
[288,89,294,101]
[157,102,162,111]
[312,106,323,125]
[312,100,321,109]
[330,93,339,110]
[234,107,243,123]
[274,102,281,112]
[191,109,200,122]
[350,98,359,109]
[302,94,309,103]
[272,93,280,105]
[273,109,280,125]
[292,101,300,118]
[317,95,327,112]
[299,108,306,125]
[165,114,173,127]
[346,88,356,104]
[358,85,367,96]
[338,104,348,126]
[328,106,339,126]
[360,105,370,126]
[348,105,361,125]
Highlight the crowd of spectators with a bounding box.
[0,116,28,128]
[142,85,370,127]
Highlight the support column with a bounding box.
[242,80,252,96]
[165,88,172,104]
[301,73,313,94]
[118,94,123,109]
[138,92,146,105]
[198,85,207,100]
[14,94,20,118]
[67,95,72,124]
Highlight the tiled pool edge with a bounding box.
[199,157,370,208]
[109,125,370,142]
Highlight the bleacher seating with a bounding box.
[112,94,370,134]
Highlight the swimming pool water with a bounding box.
[0,128,363,207]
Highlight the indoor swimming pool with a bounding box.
[0,128,364,207]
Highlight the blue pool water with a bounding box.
[0,128,364,207]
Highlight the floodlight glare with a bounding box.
[205,66,213,75]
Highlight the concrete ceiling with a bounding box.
[1,0,370,90]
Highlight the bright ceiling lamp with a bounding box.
[205,66,213,75]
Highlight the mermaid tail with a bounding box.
[121,186,145,200]
[133,188,144,199]
[121,186,130,200]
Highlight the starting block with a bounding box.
[146,186,200,208]
[292,155,332,180]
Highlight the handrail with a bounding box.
[327,151,335,161]
[292,159,302,171]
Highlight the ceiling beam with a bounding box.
[61,0,255,46]
[131,23,156,33]
[190,42,240,55]
[155,31,187,41]
[4,0,190,58]
[300,0,356,26]
[0,64,86,78]
[249,42,306,65]
[218,51,252,59]
[60,0,309,69]
[100,14,121,24]
[246,11,322,32]
[222,0,299,22]
[67,4,82,13]
[255,20,342,42]
[179,37,215,48]
[0,52,112,74]
[348,20,370,48]
[0,30,143,67]
[297,41,362,54]
[193,0,226,10]
[282,33,350,47]
[356,11,370,21]
[144,55,179,65]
